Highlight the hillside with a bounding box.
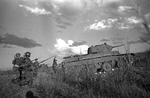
[0,51,150,98]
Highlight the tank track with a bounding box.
[60,53,135,78]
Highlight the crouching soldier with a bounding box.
[12,53,24,81]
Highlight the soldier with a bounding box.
[32,58,39,74]
[21,52,35,86]
[52,57,57,73]
[23,52,32,67]
[12,53,24,80]
[33,58,39,68]
[22,52,37,73]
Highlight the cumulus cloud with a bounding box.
[118,6,135,13]
[85,20,110,30]
[19,0,127,30]
[51,38,88,57]
[127,16,142,24]
[19,4,51,15]
[107,18,118,24]
[0,33,42,48]
[85,18,117,30]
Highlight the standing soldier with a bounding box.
[23,52,37,72]
[21,52,35,86]
[33,58,39,74]
[52,56,57,73]
[12,53,24,81]
[23,52,32,68]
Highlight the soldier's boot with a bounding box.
[18,70,23,81]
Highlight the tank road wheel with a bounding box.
[102,63,112,72]
[94,63,102,74]
[117,59,126,70]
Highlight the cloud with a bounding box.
[19,0,128,30]
[19,4,51,15]
[85,18,118,30]
[118,6,135,13]
[107,18,118,24]
[127,16,142,24]
[71,41,87,46]
[19,2,74,29]
[55,16,73,29]
[0,33,42,48]
[85,20,110,30]
[51,38,88,57]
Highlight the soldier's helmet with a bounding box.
[14,53,21,58]
[24,52,31,58]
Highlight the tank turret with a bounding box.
[88,43,124,54]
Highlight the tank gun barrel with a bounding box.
[112,44,125,48]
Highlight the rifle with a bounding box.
[39,56,56,64]
[32,57,41,62]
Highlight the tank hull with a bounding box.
[59,52,134,80]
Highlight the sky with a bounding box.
[0,0,150,70]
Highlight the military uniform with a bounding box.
[52,57,57,73]
[22,52,37,86]
[12,53,24,79]
[33,59,39,73]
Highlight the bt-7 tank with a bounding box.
[59,43,134,78]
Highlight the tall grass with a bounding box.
[0,51,150,98]
[34,51,150,98]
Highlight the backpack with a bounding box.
[12,57,24,66]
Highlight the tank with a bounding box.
[58,43,134,79]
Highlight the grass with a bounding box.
[0,51,150,98]
[34,51,150,98]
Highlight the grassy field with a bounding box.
[0,51,150,98]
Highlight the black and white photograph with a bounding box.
[0,0,150,98]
